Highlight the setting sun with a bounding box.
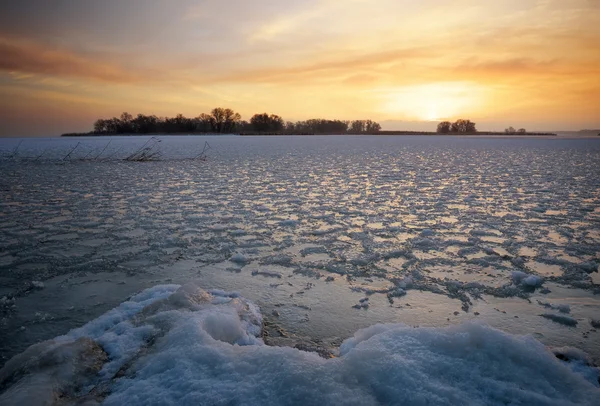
[0,0,598,135]
[1,2,600,404]
[379,82,487,122]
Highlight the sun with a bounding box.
[424,105,440,122]
[379,82,485,121]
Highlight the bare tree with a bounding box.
[250,113,284,132]
[451,119,476,133]
[437,121,452,134]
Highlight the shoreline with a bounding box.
[61,131,558,137]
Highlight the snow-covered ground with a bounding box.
[1,135,599,402]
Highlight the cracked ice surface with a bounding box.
[1,135,600,364]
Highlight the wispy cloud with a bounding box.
[0,0,599,135]
[0,37,148,83]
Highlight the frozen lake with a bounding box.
[1,135,600,402]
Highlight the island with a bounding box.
[61,109,557,137]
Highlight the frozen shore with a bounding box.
[1,284,598,406]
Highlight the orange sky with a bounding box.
[0,0,599,136]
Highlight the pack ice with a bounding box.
[0,284,598,406]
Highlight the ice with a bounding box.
[537,300,571,313]
[279,219,298,227]
[1,135,600,369]
[1,285,599,405]
[552,347,600,387]
[0,337,107,405]
[541,313,579,327]
[30,281,44,290]
[230,253,248,264]
[511,271,544,289]
[579,262,599,273]
[251,270,283,278]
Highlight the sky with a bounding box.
[0,0,599,136]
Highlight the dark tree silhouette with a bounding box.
[437,121,452,134]
[284,121,296,133]
[210,108,241,133]
[365,120,381,133]
[90,109,381,135]
[250,113,284,132]
[350,120,366,133]
[450,119,477,133]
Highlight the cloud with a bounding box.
[0,37,147,83]
[209,47,428,85]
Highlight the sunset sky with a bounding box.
[0,0,599,136]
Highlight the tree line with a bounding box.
[436,119,477,134]
[92,108,382,135]
[504,126,527,134]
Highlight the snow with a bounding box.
[1,284,599,405]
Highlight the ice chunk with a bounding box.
[30,281,45,290]
[251,270,282,278]
[279,219,298,227]
[579,262,598,273]
[420,228,434,237]
[537,300,571,314]
[540,313,578,327]
[230,253,248,264]
[512,271,544,288]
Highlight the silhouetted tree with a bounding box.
[90,110,380,135]
[518,128,527,134]
[93,119,107,134]
[285,121,296,133]
[451,119,477,133]
[365,120,381,133]
[437,121,452,134]
[250,113,284,132]
[350,120,366,133]
[505,126,516,134]
[210,107,241,133]
[194,113,214,132]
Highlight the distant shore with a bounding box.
[61,131,558,137]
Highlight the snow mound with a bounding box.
[1,285,599,406]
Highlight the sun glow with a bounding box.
[379,82,486,121]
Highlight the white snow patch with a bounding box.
[2,285,600,406]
